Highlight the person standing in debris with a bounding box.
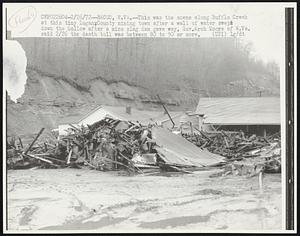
[98,135,117,170]
[139,128,152,153]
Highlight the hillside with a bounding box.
[6,38,280,136]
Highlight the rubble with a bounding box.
[6,116,281,176]
[182,130,281,176]
[5,117,223,173]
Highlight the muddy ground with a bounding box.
[6,168,282,232]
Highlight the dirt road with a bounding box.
[6,168,282,232]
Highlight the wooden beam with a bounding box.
[24,128,45,155]
[157,94,175,128]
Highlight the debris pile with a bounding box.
[6,116,281,176]
[182,131,281,175]
[6,117,224,173]
[7,128,63,169]
[59,117,155,173]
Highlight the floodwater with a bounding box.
[6,168,282,232]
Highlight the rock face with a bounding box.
[7,37,280,136]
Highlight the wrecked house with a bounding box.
[7,113,280,175]
[196,97,280,136]
[160,111,205,134]
[7,117,225,172]
[8,98,281,175]
[58,105,183,136]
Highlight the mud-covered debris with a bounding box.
[182,130,281,175]
[6,117,281,175]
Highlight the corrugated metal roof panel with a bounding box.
[152,127,225,167]
[196,97,280,125]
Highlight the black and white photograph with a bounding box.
[2,2,297,233]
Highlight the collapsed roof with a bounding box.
[152,127,225,167]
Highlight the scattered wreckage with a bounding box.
[182,130,281,175]
[7,116,281,176]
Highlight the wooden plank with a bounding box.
[118,152,144,174]
[24,128,45,155]
[102,157,136,172]
[18,137,23,149]
[25,154,59,168]
[157,94,175,128]
[67,149,73,164]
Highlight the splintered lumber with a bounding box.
[24,128,45,155]
[221,130,229,138]
[181,128,281,175]
[223,135,229,148]
[68,124,81,132]
[84,160,97,169]
[118,152,144,174]
[67,149,72,164]
[102,157,136,172]
[25,153,52,164]
[46,143,56,148]
[194,127,212,142]
[73,140,83,148]
[18,137,23,149]
[124,124,139,134]
[6,113,281,175]
[35,155,66,164]
[25,153,60,168]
